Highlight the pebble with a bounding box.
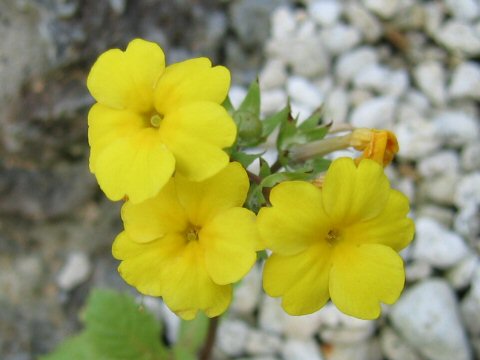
[454,203,480,243]
[260,88,288,115]
[461,143,480,171]
[325,339,382,360]
[287,76,324,108]
[245,329,282,355]
[380,327,421,360]
[350,96,396,128]
[460,267,480,337]
[321,24,361,56]
[413,217,470,269]
[324,87,349,123]
[258,296,288,335]
[419,173,459,205]
[309,0,342,27]
[284,312,324,340]
[433,111,480,146]
[56,252,91,291]
[413,61,446,105]
[418,151,459,178]
[436,21,480,55]
[447,254,479,290]
[405,260,433,282]
[416,204,455,227]
[217,319,250,357]
[454,172,480,208]
[395,120,442,160]
[231,265,262,315]
[353,63,391,92]
[445,0,480,21]
[390,279,471,360]
[449,62,480,100]
[345,3,383,42]
[259,59,287,90]
[362,0,400,19]
[335,47,378,83]
[281,338,324,360]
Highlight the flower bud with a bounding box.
[350,128,399,167]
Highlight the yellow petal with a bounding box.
[121,179,188,243]
[257,181,329,256]
[263,242,332,315]
[329,243,405,319]
[345,189,415,251]
[88,104,145,173]
[87,39,165,112]
[154,58,230,114]
[95,128,175,203]
[161,241,232,319]
[160,102,235,181]
[201,207,259,285]
[112,231,184,296]
[322,158,390,226]
[174,162,249,225]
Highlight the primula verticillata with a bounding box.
[87,39,236,203]
[258,157,414,319]
[113,162,261,320]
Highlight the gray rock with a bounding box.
[309,0,342,27]
[350,96,396,128]
[413,217,470,269]
[433,111,480,146]
[413,61,446,105]
[380,327,421,360]
[436,21,480,55]
[390,279,471,360]
[281,339,324,360]
[56,252,91,291]
[449,62,480,100]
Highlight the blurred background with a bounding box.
[1,0,479,359]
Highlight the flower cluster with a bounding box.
[87,38,414,320]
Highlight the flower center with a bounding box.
[326,229,341,246]
[150,113,163,128]
[185,225,200,242]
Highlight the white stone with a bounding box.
[271,6,296,39]
[231,265,262,315]
[159,302,180,343]
[281,338,324,360]
[259,59,287,90]
[56,252,91,291]
[390,279,471,360]
[449,62,480,100]
[283,312,324,340]
[420,173,459,205]
[413,217,470,269]
[413,61,446,105]
[309,0,342,27]
[436,21,480,55]
[324,87,349,123]
[424,2,445,36]
[326,339,382,360]
[454,203,480,241]
[345,3,383,42]
[447,254,479,290]
[363,0,400,19]
[336,47,378,84]
[321,24,361,56]
[291,101,315,123]
[418,151,459,178]
[229,85,247,108]
[445,0,480,21]
[353,63,390,92]
[380,327,421,360]
[461,267,480,336]
[245,329,282,355]
[350,89,374,107]
[404,90,430,113]
[461,143,480,171]
[405,260,433,282]
[395,120,442,160]
[454,172,480,208]
[417,204,454,227]
[385,69,410,97]
[287,76,324,108]
[350,96,396,128]
[433,111,480,146]
[217,319,249,357]
[260,88,288,115]
[259,296,288,335]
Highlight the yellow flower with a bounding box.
[112,162,261,320]
[87,38,236,203]
[258,158,414,319]
[350,128,399,167]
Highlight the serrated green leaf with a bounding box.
[40,334,98,360]
[277,119,297,151]
[222,96,234,114]
[262,105,290,137]
[303,126,329,142]
[173,314,209,359]
[298,109,322,131]
[238,80,260,116]
[231,150,263,168]
[85,290,167,360]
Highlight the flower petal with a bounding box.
[344,189,415,251]
[174,162,249,226]
[87,39,165,112]
[329,243,405,319]
[154,58,230,114]
[322,158,390,225]
[263,242,332,315]
[121,179,188,243]
[257,181,329,256]
[95,128,175,203]
[161,241,232,320]
[112,231,184,296]
[201,207,259,285]
[88,104,145,173]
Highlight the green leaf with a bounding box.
[222,96,234,114]
[85,290,167,360]
[173,314,209,360]
[277,118,297,151]
[298,108,323,131]
[302,126,329,142]
[259,158,271,178]
[40,334,98,360]
[262,105,290,138]
[231,150,263,168]
[261,171,312,188]
[238,80,260,116]
[246,184,266,213]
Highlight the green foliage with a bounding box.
[42,289,168,360]
[233,81,263,147]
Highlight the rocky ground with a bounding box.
[1,0,479,359]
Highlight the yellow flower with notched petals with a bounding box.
[112,162,261,320]
[87,38,236,203]
[258,158,414,320]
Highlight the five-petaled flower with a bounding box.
[258,157,414,319]
[87,39,236,203]
[112,162,261,320]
